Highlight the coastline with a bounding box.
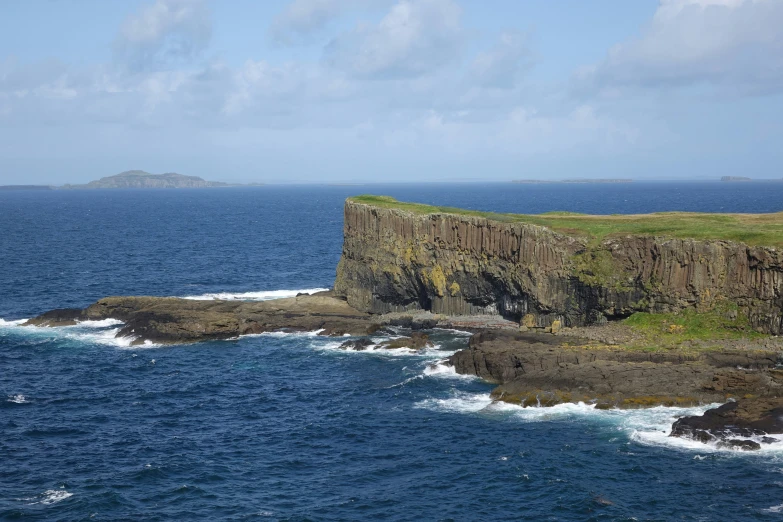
[17,195,783,450]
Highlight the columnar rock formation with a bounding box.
[334,199,783,334]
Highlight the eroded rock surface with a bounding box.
[670,398,783,450]
[24,293,378,345]
[449,330,783,408]
[334,199,783,334]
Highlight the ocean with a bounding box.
[2,182,783,521]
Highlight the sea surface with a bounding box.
[2,182,783,521]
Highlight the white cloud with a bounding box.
[325,0,463,78]
[577,0,783,95]
[114,0,212,70]
[470,31,531,90]
[271,0,349,43]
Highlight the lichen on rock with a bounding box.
[334,197,783,334]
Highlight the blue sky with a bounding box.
[1,0,781,184]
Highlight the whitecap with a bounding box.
[23,489,73,505]
[415,392,496,413]
[181,288,329,301]
[0,318,28,327]
[256,329,325,338]
[69,318,124,328]
[312,338,452,358]
[765,503,783,513]
[423,360,477,380]
[0,317,138,348]
[415,392,783,454]
[7,394,29,404]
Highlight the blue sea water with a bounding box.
[2,182,783,521]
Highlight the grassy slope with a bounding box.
[350,195,783,247]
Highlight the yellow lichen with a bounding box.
[449,281,461,296]
[424,265,448,297]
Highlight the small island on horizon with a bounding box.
[512,179,633,184]
[0,170,263,190]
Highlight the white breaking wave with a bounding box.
[313,337,452,358]
[423,360,478,380]
[71,319,123,328]
[0,318,28,327]
[416,392,783,454]
[415,392,499,413]
[23,489,73,505]
[181,288,329,301]
[7,394,29,404]
[765,503,783,513]
[0,317,139,348]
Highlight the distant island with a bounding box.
[1,170,255,190]
[721,176,752,182]
[0,185,53,191]
[512,179,633,184]
[62,170,234,189]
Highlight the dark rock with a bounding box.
[23,308,85,327]
[379,332,434,350]
[448,329,783,408]
[334,198,783,334]
[339,338,374,351]
[24,295,378,345]
[385,316,439,330]
[716,439,761,451]
[670,398,783,444]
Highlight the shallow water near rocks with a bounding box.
[3,182,783,520]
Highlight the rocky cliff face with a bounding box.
[334,199,783,334]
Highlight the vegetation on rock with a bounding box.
[350,195,783,247]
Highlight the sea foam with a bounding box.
[416,392,783,454]
[0,317,139,348]
[181,288,329,301]
[423,360,478,380]
[22,489,73,505]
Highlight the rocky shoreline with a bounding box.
[19,196,783,450]
[21,291,783,449]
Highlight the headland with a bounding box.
[23,195,783,449]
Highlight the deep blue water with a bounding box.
[2,182,783,521]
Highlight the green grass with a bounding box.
[622,307,764,351]
[349,195,783,247]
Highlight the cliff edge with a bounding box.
[334,196,783,334]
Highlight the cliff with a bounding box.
[334,196,783,334]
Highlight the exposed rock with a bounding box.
[334,199,783,334]
[379,332,434,350]
[449,329,783,408]
[23,308,85,327]
[339,338,374,351]
[670,398,783,447]
[24,293,378,345]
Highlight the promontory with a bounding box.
[23,195,783,449]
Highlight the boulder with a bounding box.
[379,332,434,350]
[670,398,783,447]
[339,338,375,351]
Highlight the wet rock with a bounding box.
[24,293,378,345]
[339,338,374,351]
[379,332,434,350]
[670,398,783,444]
[23,308,85,327]
[716,439,761,451]
[449,329,783,408]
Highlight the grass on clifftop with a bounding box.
[621,308,766,351]
[349,195,783,247]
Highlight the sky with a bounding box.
[0,0,782,184]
